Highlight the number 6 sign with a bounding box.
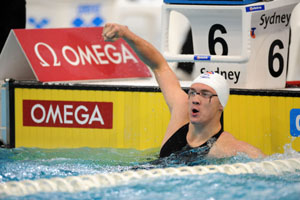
[162,0,299,89]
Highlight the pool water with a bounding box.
[1,147,300,200]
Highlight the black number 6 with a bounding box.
[208,24,228,55]
[268,40,284,78]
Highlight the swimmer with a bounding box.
[102,23,266,159]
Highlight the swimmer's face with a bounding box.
[188,83,223,124]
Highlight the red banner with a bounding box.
[23,100,113,129]
[13,27,151,82]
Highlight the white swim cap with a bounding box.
[191,72,229,108]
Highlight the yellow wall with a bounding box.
[14,87,300,155]
[224,94,300,155]
[15,88,170,150]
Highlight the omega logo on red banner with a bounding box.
[34,42,138,67]
[23,100,113,129]
[10,27,151,82]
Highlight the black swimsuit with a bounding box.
[159,123,223,158]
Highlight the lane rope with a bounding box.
[1,157,299,197]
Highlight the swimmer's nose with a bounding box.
[192,101,200,105]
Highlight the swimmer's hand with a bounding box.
[102,23,128,42]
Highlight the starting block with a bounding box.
[287,3,300,87]
[162,0,300,89]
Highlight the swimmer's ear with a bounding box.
[218,103,224,111]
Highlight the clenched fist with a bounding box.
[102,23,128,42]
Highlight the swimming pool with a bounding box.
[1,147,300,200]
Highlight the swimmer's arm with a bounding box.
[234,140,267,159]
[217,132,266,159]
[102,23,187,111]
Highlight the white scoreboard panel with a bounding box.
[162,0,300,89]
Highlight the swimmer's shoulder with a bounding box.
[161,97,189,146]
[210,131,266,159]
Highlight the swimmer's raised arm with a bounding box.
[102,23,165,69]
[102,23,188,112]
